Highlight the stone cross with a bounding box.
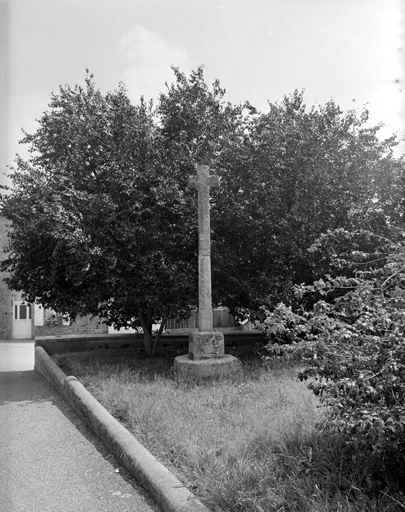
[188,165,220,333]
[173,164,237,376]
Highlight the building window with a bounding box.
[15,303,31,320]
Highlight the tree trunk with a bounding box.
[143,328,153,357]
[138,308,153,357]
[151,317,166,356]
[138,308,166,357]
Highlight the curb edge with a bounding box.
[34,346,211,512]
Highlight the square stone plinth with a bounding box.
[189,331,224,360]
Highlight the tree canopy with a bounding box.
[211,91,404,313]
[1,73,198,355]
[1,67,404,354]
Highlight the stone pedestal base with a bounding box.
[189,331,224,360]
[173,354,239,380]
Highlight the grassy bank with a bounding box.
[54,348,404,511]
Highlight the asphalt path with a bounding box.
[0,340,161,512]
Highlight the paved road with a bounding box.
[0,340,161,512]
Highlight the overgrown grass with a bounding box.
[54,348,405,511]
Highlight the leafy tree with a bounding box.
[212,91,404,315]
[156,66,256,311]
[2,67,404,353]
[157,66,250,169]
[1,73,198,355]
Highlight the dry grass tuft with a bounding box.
[54,348,405,511]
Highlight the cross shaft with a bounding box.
[188,165,219,332]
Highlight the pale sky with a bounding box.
[1,0,404,187]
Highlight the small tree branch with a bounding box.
[380,271,401,290]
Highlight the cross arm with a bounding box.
[188,174,220,190]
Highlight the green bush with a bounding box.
[257,230,405,485]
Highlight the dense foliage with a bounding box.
[1,74,198,355]
[1,67,404,355]
[213,94,404,314]
[257,228,405,484]
[156,67,404,316]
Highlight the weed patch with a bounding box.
[53,348,405,511]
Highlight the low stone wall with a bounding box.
[35,314,108,338]
[35,333,143,355]
[35,330,266,356]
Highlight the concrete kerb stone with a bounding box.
[35,346,66,393]
[34,346,211,512]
